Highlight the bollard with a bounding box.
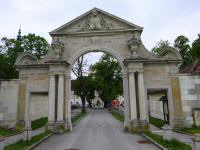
[0,136,5,150]
[23,128,32,141]
[192,133,200,150]
[162,124,173,141]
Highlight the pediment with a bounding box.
[50,8,143,34]
[15,52,38,66]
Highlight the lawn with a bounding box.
[181,126,200,134]
[144,131,192,150]
[71,111,87,124]
[149,116,165,128]
[0,127,19,136]
[4,131,51,150]
[31,117,48,130]
[110,111,124,122]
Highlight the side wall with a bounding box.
[179,74,200,127]
[0,80,19,127]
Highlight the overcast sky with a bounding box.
[1,0,200,49]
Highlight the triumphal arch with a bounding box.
[15,8,183,133]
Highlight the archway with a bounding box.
[15,8,184,134]
[69,50,126,129]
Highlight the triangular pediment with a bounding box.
[50,8,143,35]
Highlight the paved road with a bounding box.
[34,109,159,150]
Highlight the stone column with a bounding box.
[138,71,147,120]
[123,72,130,129]
[24,91,31,129]
[48,74,55,122]
[128,72,137,120]
[65,75,72,131]
[57,74,64,121]
[171,76,184,128]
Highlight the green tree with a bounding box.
[191,34,200,60]
[91,53,122,107]
[0,34,49,79]
[151,40,170,56]
[21,34,49,59]
[71,75,96,112]
[174,35,192,69]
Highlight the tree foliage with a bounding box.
[0,34,49,79]
[91,53,122,107]
[151,40,170,56]
[71,75,96,110]
[174,35,192,69]
[191,34,200,60]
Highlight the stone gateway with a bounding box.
[15,8,183,133]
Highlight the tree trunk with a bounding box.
[81,96,86,113]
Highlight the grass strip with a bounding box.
[31,117,48,130]
[149,116,165,128]
[110,111,124,122]
[180,126,200,134]
[0,127,19,136]
[72,111,87,124]
[144,131,192,150]
[4,131,51,150]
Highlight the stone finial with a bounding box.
[127,33,141,58]
[51,39,64,58]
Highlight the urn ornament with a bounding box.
[51,39,64,58]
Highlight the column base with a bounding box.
[129,119,149,134]
[46,120,71,134]
[173,117,184,129]
[15,120,25,130]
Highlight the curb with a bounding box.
[72,111,90,127]
[27,110,90,150]
[142,134,167,150]
[173,129,193,136]
[26,132,53,150]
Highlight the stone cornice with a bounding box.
[50,28,141,37]
[124,58,182,64]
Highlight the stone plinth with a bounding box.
[129,119,149,134]
[46,121,71,133]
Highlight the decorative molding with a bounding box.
[15,52,38,66]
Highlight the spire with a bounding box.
[17,24,22,41]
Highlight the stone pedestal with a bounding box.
[162,124,173,141]
[129,119,149,134]
[192,134,200,150]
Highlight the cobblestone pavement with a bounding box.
[34,109,159,150]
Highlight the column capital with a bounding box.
[128,72,135,76]
[49,73,55,77]
[138,70,144,74]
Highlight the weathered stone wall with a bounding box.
[179,74,200,127]
[0,80,19,127]
[30,93,48,121]
[143,63,174,125]
[148,93,165,120]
